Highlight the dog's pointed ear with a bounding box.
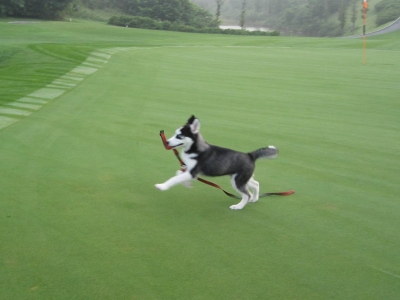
[187,115,196,124]
[188,116,200,134]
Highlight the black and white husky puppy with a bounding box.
[155,116,278,210]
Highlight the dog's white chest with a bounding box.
[181,151,198,171]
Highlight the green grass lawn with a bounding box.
[1,19,400,299]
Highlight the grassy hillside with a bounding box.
[329,0,388,35]
[1,19,400,299]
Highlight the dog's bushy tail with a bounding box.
[249,146,278,161]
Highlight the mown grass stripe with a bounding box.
[18,97,48,104]
[87,56,108,63]
[99,47,132,54]
[0,48,117,132]
[82,62,102,68]
[45,84,69,89]
[0,107,32,116]
[0,116,18,129]
[70,66,98,76]
[6,102,42,110]
[51,80,77,87]
[61,75,84,81]
[28,88,65,99]
[63,73,86,80]
[91,52,112,59]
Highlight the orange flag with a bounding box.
[363,0,368,9]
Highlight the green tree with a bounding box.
[351,1,357,33]
[239,0,246,28]
[375,0,400,26]
[338,0,347,31]
[0,0,73,19]
[0,0,24,16]
[112,0,214,27]
[31,0,73,19]
[215,0,225,22]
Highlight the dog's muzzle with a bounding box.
[167,141,183,149]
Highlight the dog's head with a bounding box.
[167,115,200,150]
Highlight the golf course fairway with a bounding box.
[1,19,400,299]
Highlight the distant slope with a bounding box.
[348,16,400,37]
[191,0,399,36]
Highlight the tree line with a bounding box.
[0,0,72,19]
[80,0,217,28]
[2,0,399,36]
[192,0,356,35]
[108,14,279,36]
[280,0,356,36]
[0,0,213,22]
[0,0,216,27]
[192,0,400,36]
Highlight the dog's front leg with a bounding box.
[176,170,193,188]
[155,171,193,191]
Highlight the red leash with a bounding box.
[159,130,294,199]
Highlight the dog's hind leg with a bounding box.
[229,174,252,210]
[248,177,260,203]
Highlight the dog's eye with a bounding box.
[176,134,184,139]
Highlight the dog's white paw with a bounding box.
[155,184,168,191]
[249,196,259,203]
[230,204,244,210]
